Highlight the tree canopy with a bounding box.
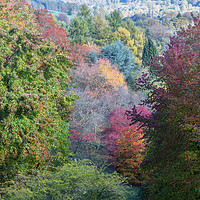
[0,0,77,182]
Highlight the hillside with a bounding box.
[29,0,200,18]
[28,0,79,12]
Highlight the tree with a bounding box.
[127,15,200,199]
[114,126,147,184]
[57,13,70,27]
[100,40,137,82]
[68,4,94,44]
[69,60,135,164]
[142,38,158,74]
[77,4,94,34]
[114,27,131,46]
[34,8,69,46]
[102,106,149,159]
[93,13,115,46]
[68,16,91,43]
[0,0,76,182]
[124,19,146,66]
[106,10,124,32]
[4,160,129,200]
[77,4,93,23]
[98,59,128,91]
[101,107,131,158]
[34,7,92,68]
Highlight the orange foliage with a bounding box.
[114,126,147,184]
[98,59,128,92]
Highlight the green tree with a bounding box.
[68,16,91,43]
[142,38,158,74]
[68,4,94,43]
[0,0,77,183]
[106,10,124,32]
[4,160,128,200]
[78,4,93,23]
[77,4,94,34]
[93,13,114,46]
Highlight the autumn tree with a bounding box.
[115,24,145,66]
[34,8,92,68]
[114,27,131,46]
[114,126,147,184]
[0,0,76,182]
[69,60,135,164]
[34,8,69,46]
[102,106,149,158]
[127,15,200,199]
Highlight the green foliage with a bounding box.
[78,4,93,23]
[68,16,91,43]
[93,13,115,46]
[69,4,94,44]
[142,38,158,74]
[106,10,124,32]
[0,0,77,183]
[3,160,128,200]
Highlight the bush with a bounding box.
[3,160,129,200]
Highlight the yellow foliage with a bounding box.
[115,26,145,66]
[115,27,131,45]
[98,59,128,92]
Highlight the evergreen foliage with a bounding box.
[142,38,158,74]
[93,13,115,46]
[106,10,124,32]
[100,40,137,80]
[68,4,94,44]
[68,16,91,43]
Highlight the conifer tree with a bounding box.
[68,4,93,44]
[106,10,124,32]
[100,41,137,81]
[93,13,114,46]
[68,16,91,43]
[142,38,158,74]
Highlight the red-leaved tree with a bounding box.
[34,9,69,46]
[114,126,147,184]
[101,106,150,157]
[127,14,200,199]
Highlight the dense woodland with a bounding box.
[0,0,200,199]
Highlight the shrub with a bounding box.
[3,160,129,200]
